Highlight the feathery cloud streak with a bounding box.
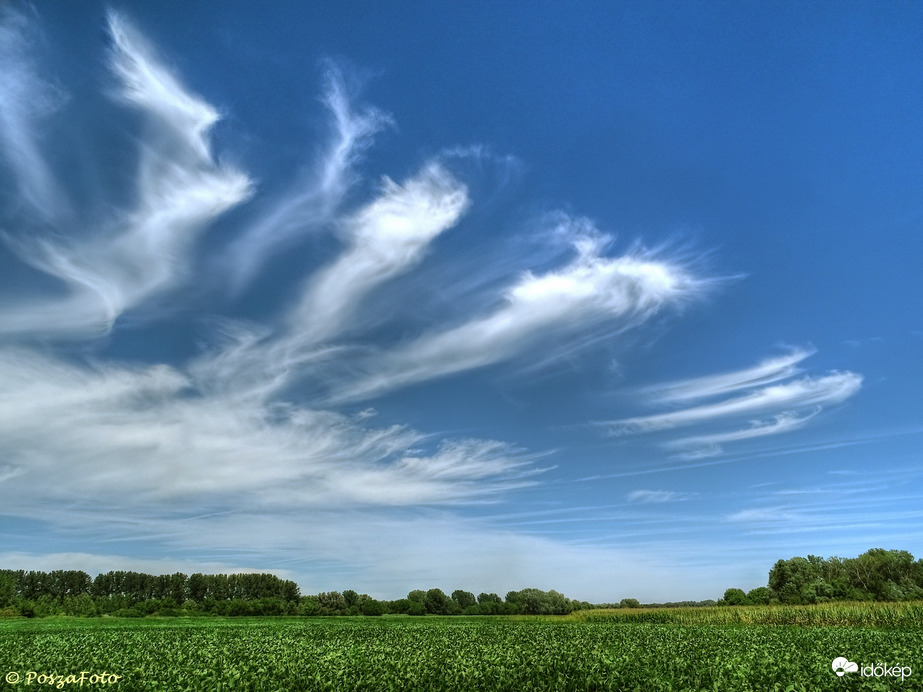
[222,65,391,292]
[0,348,534,512]
[188,163,470,402]
[640,348,816,404]
[602,350,862,457]
[0,10,250,337]
[287,163,469,346]
[337,233,702,401]
[627,490,693,504]
[0,5,64,219]
[609,372,861,435]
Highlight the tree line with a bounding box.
[0,569,599,618]
[0,570,301,618]
[721,548,923,606]
[2,548,920,618]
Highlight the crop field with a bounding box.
[569,600,923,628]
[1,611,921,691]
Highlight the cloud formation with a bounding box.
[602,349,862,457]
[221,65,391,292]
[640,348,815,404]
[626,490,692,504]
[0,10,250,338]
[337,231,702,401]
[0,5,64,219]
[287,163,469,347]
[0,13,539,528]
[0,10,763,601]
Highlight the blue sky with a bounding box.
[0,1,921,602]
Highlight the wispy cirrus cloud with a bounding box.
[601,349,862,458]
[0,13,536,524]
[607,371,861,436]
[286,162,469,347]
[188,162,470,402]
[665,409,821,458]
[221,64,391,292]
[641,348,815,405]
[0,348,535,513]
[627,489,694,504]
[336,230,704,401]
[0,10,250,338]
[0,4,65,220]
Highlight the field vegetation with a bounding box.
[2,550,921,689]
[1,613,921,691]
[569,599,923,628]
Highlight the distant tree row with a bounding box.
[0,569,301,617]
[0,571,602,618]
[6,548,915,619]
[721,549,923,606]
[300,588,595,617]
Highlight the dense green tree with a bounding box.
[424,588,451,615]
[360,598,385,616]
[299,596,320,616]
[451,590,477,609]
[746,587,771,605]
[505,588,575,615]
[0,572,15,607]
[316,591,347,615]
[723,588,749,606]
[764,549,923,604]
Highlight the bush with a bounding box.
[360,598,385,616]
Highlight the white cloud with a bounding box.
[641,348,815,404]
[0,5,65,220]
[185,163,469,403]
[607,372,861,436]
[667,409,820,457]
[222,64,391,291]
[0,349,536,512]
[600,349,862,458]
[0,11,251,338]
[626,489,692,503]
[337,228,702,401]
[285,163,468,347]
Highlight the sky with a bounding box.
[0,1,921,603]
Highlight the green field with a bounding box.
[1,609,921,691]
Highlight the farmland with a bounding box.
[1,607,921,691]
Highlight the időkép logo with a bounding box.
[832,656,912,681]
